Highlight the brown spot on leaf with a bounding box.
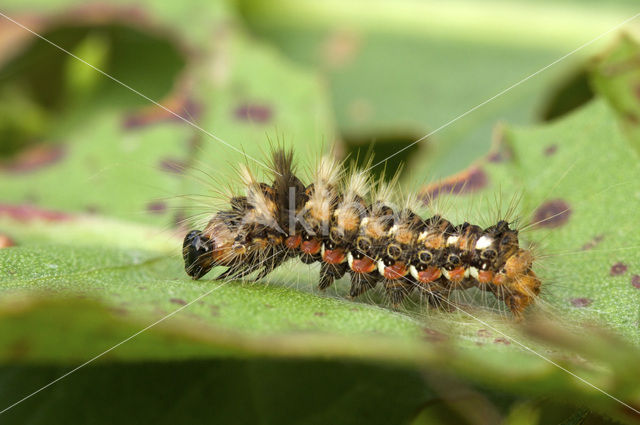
[210,305,220,317]
[0,204,72,222]
[322,29,361,68]
[264,304,274,309]
[347,98,373,123]
[634,84,640,101]
[421,166,488,203]
[544,144,557,156]
[477,329,491,338]
[8,338,30,360]
[123,97,200,129]
[170,298,187,306]
[0,145,66,173]
[632,275,640,289]
[620,402,640,420]
[0,234,15,248]
[159,158,186,174]
[110,307,128,316]
[146,201,167,214]
[423,328,447,343]
[532,199,571,228]
[581,234,604,251]
[234,103,273,123]
[487,152,503,163]
[626,111,639,125]
[571,298,592,308]
[313,312,326,317]
[610,262,628,276]
[493,337,510,345]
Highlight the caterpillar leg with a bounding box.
[318,262,349,290]
[348,272,380,298]
[215,266,245,281]
[253,253,289,281]
[385,280,413,308]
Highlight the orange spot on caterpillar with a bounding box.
[448,266,466,282]
[477,270,494,284]
[383,262,408,280]
[301,238,321,255]
[351,257,377,274]
[285,235,301,249]
[493,273,507,286]
[417,266,441,283]
[322,247,346,264]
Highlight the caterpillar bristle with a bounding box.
[182,148,542,317]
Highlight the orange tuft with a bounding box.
[323,248,346,264]
[351,257,377,274]
[301,238,322,255]
[417,266,442,283]
[477,270,494,284]
[285,235,301,249]
[448,266,466,282]
[384,262,408,280]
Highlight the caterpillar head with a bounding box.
[183,214,246,279]
[183,230,215,279]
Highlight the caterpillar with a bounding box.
[182,149,541,317]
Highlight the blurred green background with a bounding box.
[1,1,640,424]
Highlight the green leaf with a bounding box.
[590,33,640,151]
[2,99,640,424]
[234,0,639,182]
[0,359,435,425]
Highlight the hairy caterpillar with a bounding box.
[182,149,541,317]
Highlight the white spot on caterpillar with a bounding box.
[446,235,459,246]
[321,243,325,257]
[469,267,479,279]
[441,268,450,280]
[388,224,398,235]
[476,235,493,250]
[347,251,354,268]
[377,260,386,276]
[409,265,419,280]
[464,268,470,278]
[417,231,428,242]
[360,217,370,228]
